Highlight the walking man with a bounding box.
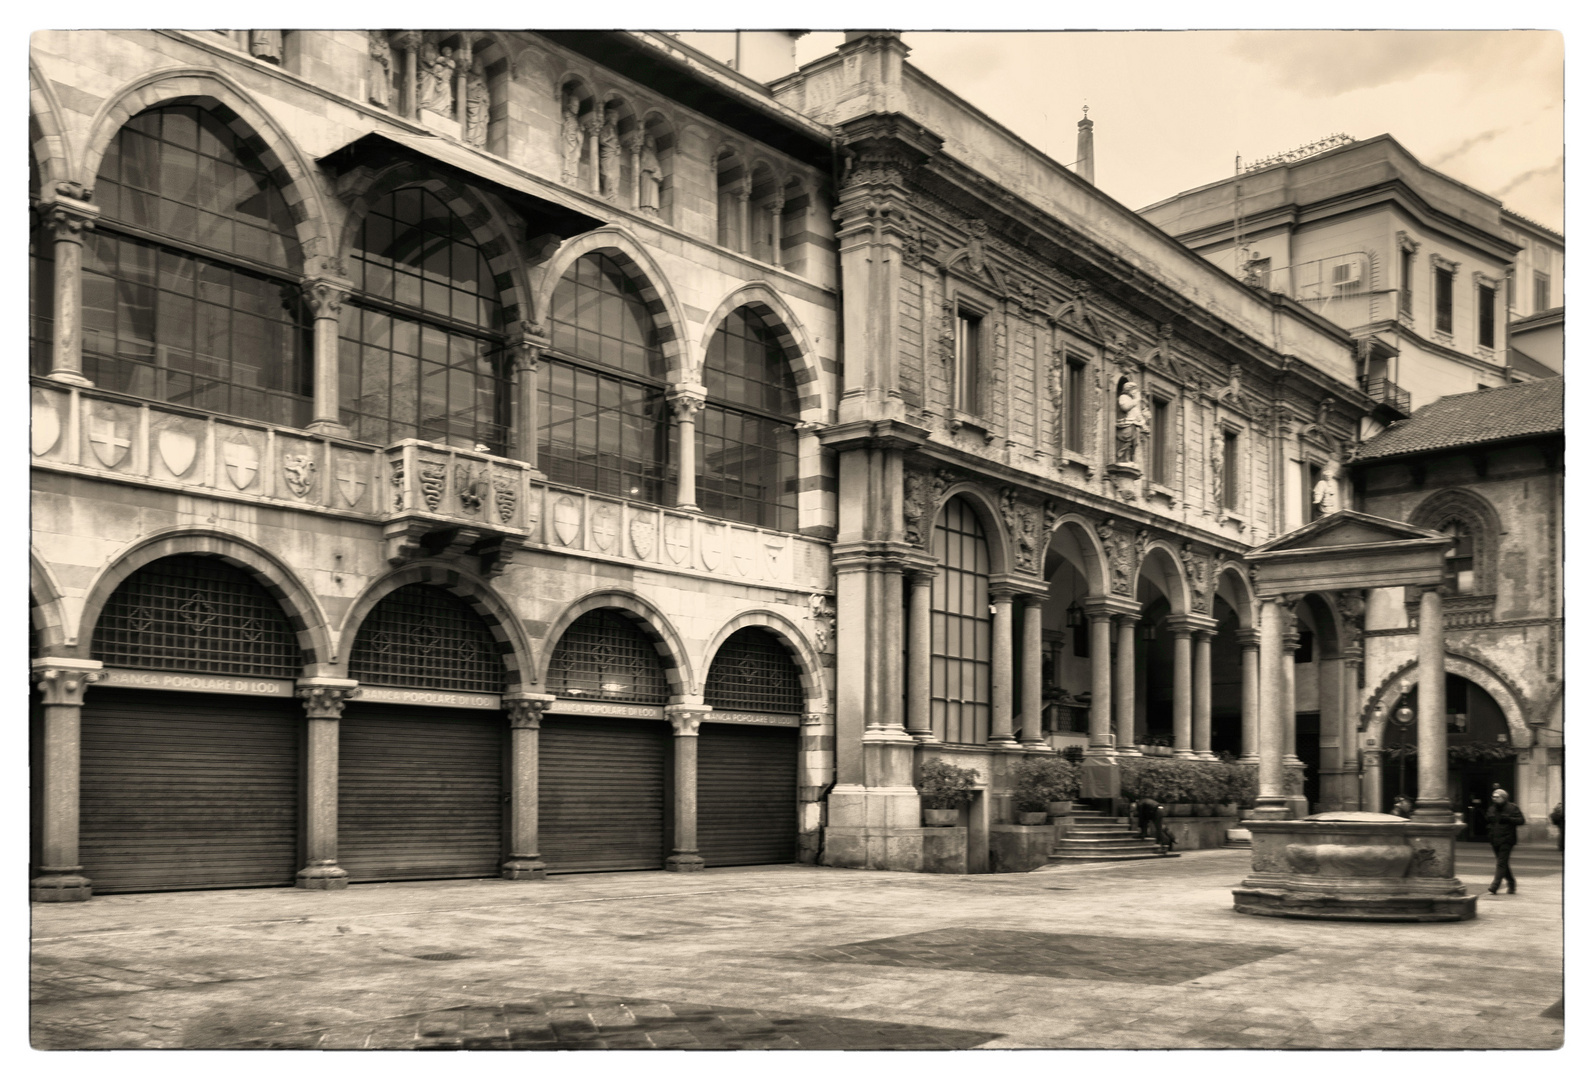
[1485,788,1526,895]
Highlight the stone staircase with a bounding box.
[1046,802,1180,864]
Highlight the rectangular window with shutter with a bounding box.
[1478,284,1495,347]
[1065,357,1087,453]
[1221,428,1239,510]
[955,310,981,414]
[1533,272,1551,312]
[1150,396,1170,485]
[1435,267,1453,334]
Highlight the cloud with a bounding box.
[1494,156,1564,198]
[1226,30,1557,98]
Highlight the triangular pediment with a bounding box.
[1250,510,1446,554]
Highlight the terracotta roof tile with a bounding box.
[1354,378,1562,461]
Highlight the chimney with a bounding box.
[734,30,808,83]
[1076,106,1094,185]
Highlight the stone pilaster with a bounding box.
[30,659,104,901]
[665,706,710,872]
[295,679,359,889]
[503,693,557,879]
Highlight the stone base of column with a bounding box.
[501,857,547,880]
[295,862,350,890]
[1412,801,1454,824]
[45,370,93,388]
[30,871,92,902]
[665,853,706,872]
[1194,750,1219,761]
[1019,738,1051,751]
[1238,753,1260,764]
[1115,746,1143,757]
[822,784,959,872]
[908,731,940,744]
[1173,748,1198,759]
[862,730,916,789]
[306,418,352,438]
[1247,798,1293,821]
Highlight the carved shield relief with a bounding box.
[662,517,689,564]
[700,523,723,571]
[31,391,61,457]
[156,426,198,478]
[630,516,656,560]
[589,503,618,552]
[223,437,260,490]
[87,405,133,468]
[552,496,581,546]
[335,453,368,507]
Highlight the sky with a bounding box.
[742,30,1566,232]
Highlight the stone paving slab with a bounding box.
[30,850,1563,1050]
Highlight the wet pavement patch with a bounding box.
[232,991,1002,1050]
[785,928,1293,984]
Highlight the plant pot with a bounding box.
[922,808,959,827]
[1016,811,1049,826]
[1046,801,1074,817]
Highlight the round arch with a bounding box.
[1136,540,1190,616]
[73,527,332,669]
[538,590,694,699]
[1408,487,1503,595]
[81,67,332,262]
[29,550,70,656]
[335,164,533,327]
[700,610,828,711]
[1214,561,1255,628]
[1293,592,1342,658]
[1041,512,1109,597]
[29,59,75,190]
[697,282,825,418]
[533,226,689,374]
[1363,651,1532,749]
[931,483,1012,578]
[337,562,532,691]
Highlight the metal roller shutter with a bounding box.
[540,716,668,873]
[697,723,798,867]
[338,704,504,882]
[80,690,300,893]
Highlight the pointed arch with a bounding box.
[29,58,75,190]
[73,527,332,669]
[1363,650,1531,749]
[700,610,828,712]
[539,590,694,700]
[82,67,332,261]
[337,561,532,692]
[698,282,825,417]
[534,226,688,373]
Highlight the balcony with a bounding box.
[1361,377,1412,416]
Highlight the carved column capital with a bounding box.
[1235,629,1263,650]
[42,195,99,244]
[665,705,711,736]
[504,692,557,729]
[31,659,105,706]
[622,131,645,155]
[301,277,352,319]
[296,679,361,718]
[667,385,708,420]
[394,30,424,52]
[511,321,549,374]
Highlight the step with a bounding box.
[1048,852,1181,864]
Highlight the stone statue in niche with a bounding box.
[464,62,489,148]
[1115,379,1146,463]
[417,43,456,115]
[1313,458,1341,515]
[598,110,622,200]
[560,91,584,184]
[250,30,283,64]
[638,134,663,212]
[367,32,392,108]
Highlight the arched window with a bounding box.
[92,555,300,678]
[348,584,504,692]
[540,252,669,501]
[699,307,800,530]
[341,186,508,452]
[705,628,804,713]
[1439,518,1475,594]
[29,134,52,375]
[931,496,991,744]
[83,105,311,426]
[715,149,745,252]
[546,609,669,704]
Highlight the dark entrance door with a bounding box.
[539,715,669,873]
[697,723,798,867]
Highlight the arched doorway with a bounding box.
[1381,673,1514,839]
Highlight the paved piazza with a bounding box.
[30,844,1562,1051]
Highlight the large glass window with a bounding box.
[546,609,669,704]
[700,307,800,531]
[29,145,53,376]
[930,496,992,745]
[348,584,504,692]
[341,186,507,451]
[541,252,669,501]
[85,105,311,426]
[704,627,804,713]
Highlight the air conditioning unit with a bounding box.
[1331,262,1362,289]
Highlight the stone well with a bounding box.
[1233,811,1476,922]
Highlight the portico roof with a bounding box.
[1245,510,1450,596]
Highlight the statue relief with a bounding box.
[1115,379,1146,463]
[1312,458,1341,515]
[417,43,456,115]
[1209,429,1225,508]
[367,32,392,108]
[464,62,489,148]
[1000,489,1042,576]
[598,110,622,200]
[638,134,662,211]
[560,91,584,184]
[249,30,283,64]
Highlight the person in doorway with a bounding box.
[1392,795,1413,819]
[1550,802,1564,852]
[1485,788,1526,894]
[1135,796,1175,853]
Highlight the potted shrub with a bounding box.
[918,758,980,826]
[1010,756,1081,823]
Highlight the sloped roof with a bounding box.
[1354,378,1563,461]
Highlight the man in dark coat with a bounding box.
[1485,788,1527,894]
[1550,802,1564,852]
[1135,797,1174,853]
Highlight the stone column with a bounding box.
[583,111,602,194]
[735,176,752,255]
[987,587,1018,746]
[1087,607,1114,755]
[667,385,706,512]
[624,132,644,209]
[665,706,710,872]
[1413,586,1449,822]
[1238,629,1261,763]
[453,38,472,127]
[395,32,423,120]
[295,679,359,889]
[503,693,557,879]
[1170,624,1195,759]
[1193,629,1216,759]
[42,185,99,386]
[302,274,352,437]
[765,199,785,267]
[1252,596,1290,819]
[1342,647,1364,807]
[511,323,547,473]
[1113,613,1140,756]
[1281,627,1303,767]
[30,659,103,901]
[1019,593,1047,747]
[904,567,937,742]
